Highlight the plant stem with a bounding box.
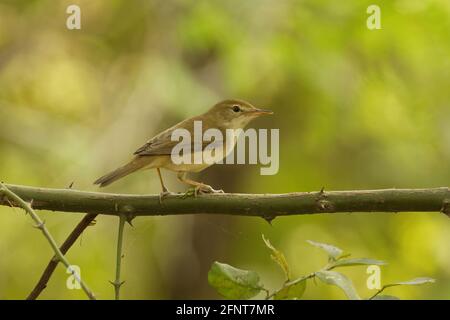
[0,183,96,300]
[368,286,386,300]
[111,214,126,300]
[266,273,315,299]
[266,260,343,300]
[1,184,449,218]
[27,213,98,300]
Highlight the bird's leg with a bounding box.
[157,168,175,203]
[177,172,224,197]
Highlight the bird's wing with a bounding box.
[134,118,224,156]
[134,127,179,156]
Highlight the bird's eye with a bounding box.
[232,105,241,112]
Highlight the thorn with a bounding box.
[262,214,276,225]
[29,199,34,208]
[33,220,46,230]
[126,215,135,227]
[441,200,450,218]
[316,187,327,203]
[5,197,14,208]
[109,280,126,287]
[4,198,19,215]
[68,181,74,189]
[89,219,97,226]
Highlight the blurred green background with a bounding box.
[0,0,449,299]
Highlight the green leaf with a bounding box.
[307,240,343,261]
[274,279,307,300]
[331,258,386,268]
[372,295,400,300]
[208,261,262,299]
[384,277,435,288]
[315,270,360,300]
[262,234,290,280]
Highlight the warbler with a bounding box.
[94,99,272,196]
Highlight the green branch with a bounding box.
[0,184,449,219]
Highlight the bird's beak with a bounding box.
[248,108,273,116]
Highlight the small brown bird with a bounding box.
[94,99,272,196]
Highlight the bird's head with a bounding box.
[203,99,273,129]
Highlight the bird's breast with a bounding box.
[162,137,237,172]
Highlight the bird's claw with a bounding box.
[159,190,176,204]
[182,188,196,199]
[198,185,224,194]
[182,185,224,198]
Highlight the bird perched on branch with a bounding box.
[94,99,272,197]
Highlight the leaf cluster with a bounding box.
[208,236,435,300]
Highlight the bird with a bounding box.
[94,99,273,197]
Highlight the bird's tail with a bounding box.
[94,157,147,187]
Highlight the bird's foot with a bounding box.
[159,189,176,204]
[182,184,224,198]
[197,184,224,195]
[182,188,196,199]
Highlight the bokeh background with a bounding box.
[0,0,449,299]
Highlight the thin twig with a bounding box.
[368,286,387,300]
[266,259,343,299]
[27,213,98,300]
[0,183,96,300]
[266,273,315,300]
[110,214,126,300]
